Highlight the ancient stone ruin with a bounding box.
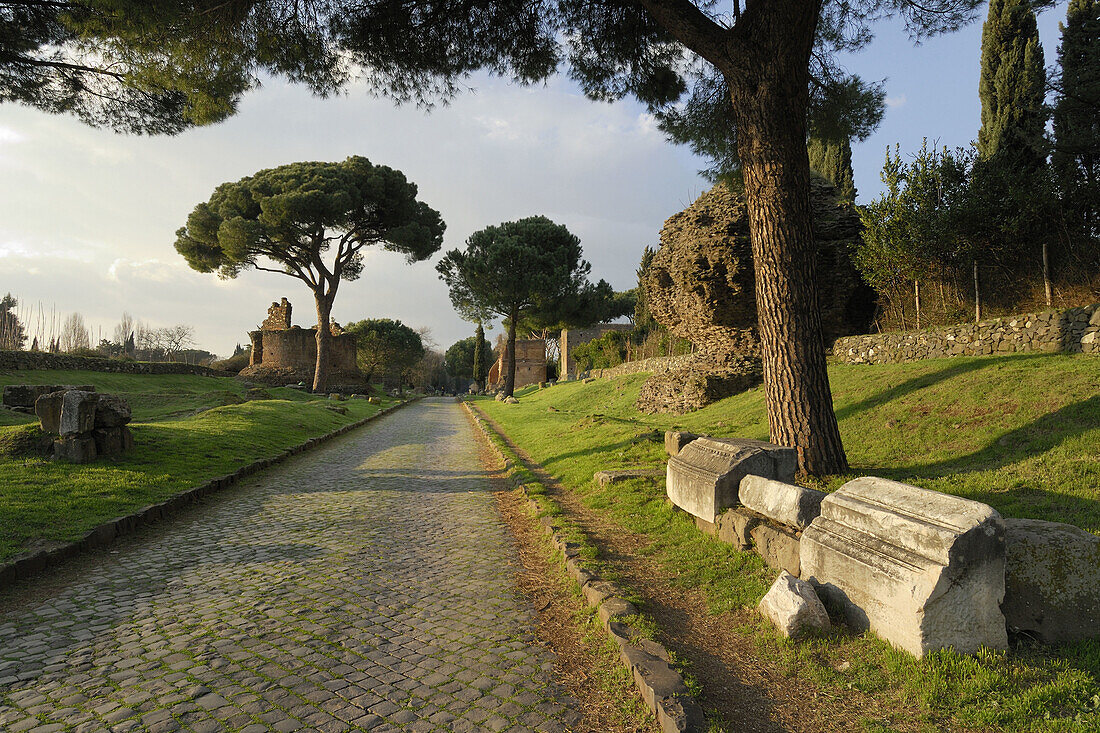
[665,431,1100,656]
[638,176,875,414]
[239,298,362,386]
[25,387,134,463]
[560,324,633,379]
[487,339,546,391]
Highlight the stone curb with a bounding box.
[463,401,706,733]
[0,398,420,590]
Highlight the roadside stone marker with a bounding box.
[666,437,796,523]
[801,476,1007,657]
[34,389,134,463]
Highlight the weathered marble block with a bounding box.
[94,394,132,427]
[1002,518,1100,644]
[666,437,796,522]
[664,430,699,458]
[759,571,830,639]
[59,390,98,435]
[739,475,826,530]
[801,476,1007,657]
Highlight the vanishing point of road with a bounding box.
[0,398,576,732]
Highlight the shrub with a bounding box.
[212,352,250,374]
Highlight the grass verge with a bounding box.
[473,353,1100,731]
[0,370,396,563]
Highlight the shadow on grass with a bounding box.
[833,353,1051,422]
[870,394,1100,480]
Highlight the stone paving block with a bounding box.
[0,400,570,733]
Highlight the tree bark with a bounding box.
[313,292,334,393]
[973,261,982,323]
[725,0,846,475]
[503,310,518,397]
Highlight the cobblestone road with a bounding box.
[0,399,575,732]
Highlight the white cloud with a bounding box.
[0,126,25,145]
[106,258,190,283]
[0,72,707,356]
[886,94,908,108]
[0,238,93,262]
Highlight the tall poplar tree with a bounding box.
[1052,0,1100,241]
[808,136,857,203]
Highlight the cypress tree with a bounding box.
[472,322,486,388]
[1052,0,1100,240]
[978,0,1047,169]
[808,135,857,203]
[975,0,1052,302]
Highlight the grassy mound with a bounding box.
[475,352,1100,731]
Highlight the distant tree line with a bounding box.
[0,299,211,363]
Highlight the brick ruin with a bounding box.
[239,298,363,386]
[560,324,633,379]
[487,338,546,390]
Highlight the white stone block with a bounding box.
[758,571,830,639]
[666,437,796,523]
[738,475,825,530]
[801,476,1007,657]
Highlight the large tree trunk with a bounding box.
[726,0,847,475]
[313,293,334,393]
[503,311,517,397]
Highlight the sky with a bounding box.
[0,5,1070,358]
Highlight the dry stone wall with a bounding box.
[590,354,692,379]
[0,351,228,377]
[833,304,1100,364]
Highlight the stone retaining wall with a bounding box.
[0,351,230,377]
[590,354,693,379]
[833,304,1100,364]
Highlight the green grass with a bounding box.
[473,352,1100,731]
[0,370,395,562]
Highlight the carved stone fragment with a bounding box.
[666,437,796,523]
[738,474,826,530]
[801,477,1007,657]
